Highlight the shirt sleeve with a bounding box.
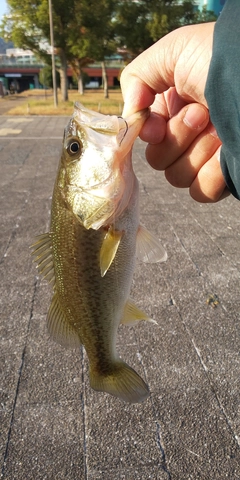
[204,0,240,199]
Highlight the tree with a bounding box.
[64,7,98,96]
[114,0,213,58]
[0,0,77,101]
[147,1,197,42]
[66,0,117,97]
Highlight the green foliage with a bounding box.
[39,65,60,88]
[114,0,199,56]
[114,1,152,55]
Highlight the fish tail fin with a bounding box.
[89,360,149,404]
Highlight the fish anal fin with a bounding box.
[100,227,123,277]
[47,293,81,349]
[30,233,55,286]
[90,360,149,404]
[121,298,157,326]
[136,225,167,263]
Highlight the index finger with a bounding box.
[121,45,173,117]
[121,29,181,117]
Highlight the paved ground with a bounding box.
[0,113,239,480]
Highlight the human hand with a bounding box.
[121,23,229,202]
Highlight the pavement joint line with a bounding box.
[191,336,240,449]
[0,165,33,262]
[155,422,172,479]
[177,298,240,450]
[0,229,17,265]
[80,346,88,480]
[1,278,38,479]
[192,212,240,270]
[171,207,240,328]
[172,228,203,277]
[170,217,235,316]
[181,202,240,275]
[133,328,172,477]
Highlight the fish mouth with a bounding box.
[73,102,149,150]
[73,102,124,135]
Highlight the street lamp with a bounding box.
[48,0,58,107]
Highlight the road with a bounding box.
[0,115,239,479]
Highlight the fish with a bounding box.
[31,102,167,404]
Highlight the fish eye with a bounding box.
[67,139,82,156]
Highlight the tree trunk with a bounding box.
[59,49,68,101]
[101,60,108,99]
[78,68,84,95]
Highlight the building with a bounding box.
[0,49,123,93]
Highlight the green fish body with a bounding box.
[32,103,167,403]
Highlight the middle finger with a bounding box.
[146,103,210,170]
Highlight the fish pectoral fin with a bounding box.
[30,233,55,286]
[121,298,157,325]
[100,227,123,277]
[47,293,81,349]
[90,360,149,404]
[136,225,167,263]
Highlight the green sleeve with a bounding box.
[204,0,240,199]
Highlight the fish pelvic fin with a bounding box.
[47,293,81,349]
[136,225,167,263]
[100,227,123,277]
[121,298,157,326]
[89,360,149,404]
[30,233,55,286]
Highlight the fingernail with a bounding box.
[122,101,136,118]
[183,104,208,129]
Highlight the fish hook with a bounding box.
[118,117,128,145]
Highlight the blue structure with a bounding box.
[197,0,226,15]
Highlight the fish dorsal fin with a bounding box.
[136,225,167,263]
[30,233,55,285]
[121,298,157,325]
[47,293,81,349]
[100,227,123,277]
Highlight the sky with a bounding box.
[0,0,8,20]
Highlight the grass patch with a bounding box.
[7,89,124,116]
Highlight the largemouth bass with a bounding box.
[31,103,167,403]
